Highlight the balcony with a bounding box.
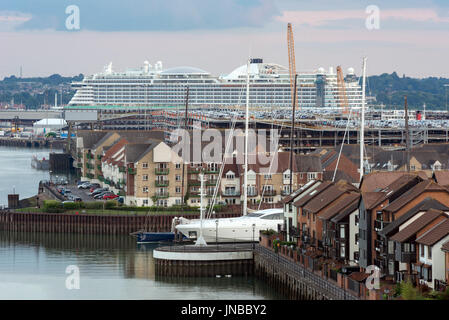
[281,190,291,196]
[400,251,416,263]
[128,168,136,175]
[86,153,93,160]
[374,220,390,232]
[86,163,94,170]
[247,190,258,197]
[205,168,219,174]
[155,180,169,187]
[222,191,241,197]
[97,155,102,160]
[206,179,218,186]
[155,168,169,175]
[155,192,169,199]
[188,168,201,174]
[119,166,126,173]
[261,189,277,196]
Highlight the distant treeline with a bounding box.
[368,72,449,110]
[0,74,83,109]
[1,72,449,110]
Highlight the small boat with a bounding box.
[31,155,50,170]
[132,231,186,243]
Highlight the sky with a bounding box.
[0,0,448,79]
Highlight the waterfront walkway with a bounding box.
[255,245,359,300]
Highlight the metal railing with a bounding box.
[255,245,359,300]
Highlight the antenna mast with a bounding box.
[360,57,367,182]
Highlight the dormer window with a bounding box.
[226,172,235,179]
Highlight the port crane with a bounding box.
[287,23,298,110]
[336,66,349,114]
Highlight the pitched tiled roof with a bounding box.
[77,131,109,149]
[363,174,424,210]
[102,138,128,164]
[360,171,428,193]
[331,197,361,223]
[362,192,386,210]
[416,219,449,246]
[125,143,158,163]
[293,181,333,208]
[379,197,449,237]
[280,180,320,204]
[434,171,449,186]
[303,181,357,214]
[318,192,360,221]
[390,209,447,243]
[295,154,322,173]
[384,180,448,213]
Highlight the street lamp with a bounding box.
[215,219,219,248]
[252,223,256,249]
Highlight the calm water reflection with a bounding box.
[0,232,284,300]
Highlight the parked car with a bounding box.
[89,188,108,196]
[103,194,119,200]
[78,182,91,189]
[89,184,102,192]
[94,192,112,199]
[62,200,74,204]
[57,186,64,194]
[117,197,124,204]
[77,180,89,186]
[63,189,72,197]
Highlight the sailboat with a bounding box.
[174,58,284,244]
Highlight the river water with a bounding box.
[0,147,283,300]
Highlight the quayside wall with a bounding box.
[0,210,240,235]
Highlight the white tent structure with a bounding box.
[33,118,67,136]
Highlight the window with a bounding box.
[421,244,425,257]
[142,163,148,169]
[226,172,235,179]
[176,187,181,193]
[143,199,148,205]
[175,199,181,205]
[176,175,181,181]
[143,174,148,181]
[264,174,272,180]
[340,243,346,258]
[427,246,432,259]
[340,225,345,239]
[307,172,317,181]
[175,163,181,169]
[142,186,148,193]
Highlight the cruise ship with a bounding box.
[69,59,363,109]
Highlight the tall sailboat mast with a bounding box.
[360,57,367,182]
[243,58,250,216]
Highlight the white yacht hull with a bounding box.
[175,215,283,243]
